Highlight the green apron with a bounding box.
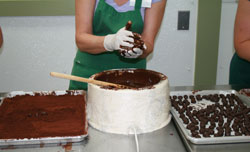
[229,53,250,87]
[69,0,146,90]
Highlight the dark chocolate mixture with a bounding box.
[0,92,87,139]
[119,21,146,57]
[94,69,166,89]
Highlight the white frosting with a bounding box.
[87,70,171,135]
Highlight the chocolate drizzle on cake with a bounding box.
[92,69,167,89]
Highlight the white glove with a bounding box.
[104,27,134,51]
[120,44,146,59]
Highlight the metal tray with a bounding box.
[170,90,250,145]
[0,90,88,146]
[174,118,250,152]
[239,88,250,100]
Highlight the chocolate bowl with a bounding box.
[87,69,172,135]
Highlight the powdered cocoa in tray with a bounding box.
[0,91,87,139]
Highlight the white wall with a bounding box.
[216,0,238,85]
[0,16,76,92]
[0,0,198,92]
[148,0,197,86]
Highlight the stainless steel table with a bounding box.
[1,85,249,152]
[0,87,188,152]
[0,122,186,152]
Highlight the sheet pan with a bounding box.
[0,90,88,146]
[170,90,250,145]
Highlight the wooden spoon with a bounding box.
[50,72,131,89]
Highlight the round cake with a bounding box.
[87,69,171,134]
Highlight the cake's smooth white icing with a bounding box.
[87,69,171,134]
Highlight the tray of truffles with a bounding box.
[170,90,250,144]
[0,90,88,146]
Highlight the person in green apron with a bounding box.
[69,0,167,90]
[229,0,250,87]
[0,26,3,48]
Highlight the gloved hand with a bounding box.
[119,32,146,59]
[104,27,134,51]
[120,44,146,58]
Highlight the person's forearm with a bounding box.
[140,38,154,58]
[0,27,3,48]
[139,0,167,58]
[234,0,250,62]
[75,33,106,54]
[235,40,250,61]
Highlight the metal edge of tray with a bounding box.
[171,108,250,144]
[0,92,9,106]
[173,118,250,152]
[0,90,88,146]
[172,117,193,152]
[0,134,88,146]
[4,90,85,97]
[170,89,250,145]
[239,89,250,99]
[236,92,250,106]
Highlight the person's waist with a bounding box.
[74,50,145,67]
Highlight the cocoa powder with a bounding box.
[0,92,87,139]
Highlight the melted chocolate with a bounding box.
[119,21,146,57]
[93,69,167,89]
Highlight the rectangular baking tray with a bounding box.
[174,117,250,152]
[170,89,250,145]
[0,90,88,146]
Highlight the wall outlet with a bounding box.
[178,11,190,30]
